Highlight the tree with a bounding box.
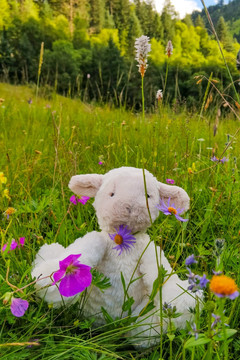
[89,0,105,33]
[216,16,233,51]
[161,0,178,43]
[195,15,205,28]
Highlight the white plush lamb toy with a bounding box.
[32,167,197,346]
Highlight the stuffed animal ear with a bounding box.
[157,182,190,212]
[68,174,104,197]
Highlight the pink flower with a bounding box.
[11,298,29,317]
[2,237,25,252]
[52,254,92,297]
[98,161,103,165]
[70,195,90,205]
[166,179,175,185]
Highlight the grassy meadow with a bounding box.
[0,82,240,359]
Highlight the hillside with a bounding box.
[192,0,240,41]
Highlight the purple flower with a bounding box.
[98,161,103,165]
[11,298,29,317]
[220,157,228,164]
[185,254,197,266]
[212,270,223,276]
[189,323,199,340]
[186,268,208,292]
[157,198,188,222]
[108,225,136,255]
[70,195,90,205]
[166,179,175,184]
[2,237,25,252]
[163,302,172,311]
[211,156,229,163]
[52,254,92,297]
[199,274,209,288]
[211,313,229,329]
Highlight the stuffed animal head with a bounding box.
[69,167,189,233]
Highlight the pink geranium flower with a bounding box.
[52,254,92,297]
[166,179,175,185]
[11,298,29,317]
[70,195,90,205]
[2,237,25,252]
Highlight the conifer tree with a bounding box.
[161,0,177,43]
[216,15,233,51]
[195,14,205,28]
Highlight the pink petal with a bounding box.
[78,196,90,205]
[70,195,77,205]
[19,237,25,246]
[52,269,66,285]
[10,240,18,250]
[2,244,7,252]
[58,265,92,297]
[58,254,82,270]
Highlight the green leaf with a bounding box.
[120,272,126,293]
[122,296,135,312]
[91,269,111,291]
[184,335,211,348]
[213,328,237,341]
[139,300,155,316]
[167,334,175,341]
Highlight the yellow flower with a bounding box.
[3,189,10,200]
[210,275,239,299]
[4,207,17,217]
[188,163,197,174]
[0,172,7,184]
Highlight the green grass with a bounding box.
[0,83,240,359]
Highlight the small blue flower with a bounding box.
[185,254,197,266]
[189,323,199,340]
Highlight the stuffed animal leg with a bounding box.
[32,232,107,307]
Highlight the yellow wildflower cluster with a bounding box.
[0,172,10,200]
[188,163,197,174]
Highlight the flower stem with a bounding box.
[163,59,169,103]
[141,75,145,120]
[220,299,228,360]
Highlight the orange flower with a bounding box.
[210,275,239,300]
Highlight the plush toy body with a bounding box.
[32,167,197,346]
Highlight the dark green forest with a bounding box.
[0,0,240,110]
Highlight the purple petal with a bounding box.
[11,298,29,317]
[185,254,197,266]
[10,240,18,250]
[175,214,188,222]
[214,292,225,298]
[228,291,239,300]
[2,244,7,252]
[19,237,25,246]
[58,265,92,297]
[52,269,66,285]
[70,195,77,205]
[58,254,82,271]
[78,196,90,205]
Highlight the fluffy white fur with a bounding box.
[32,167,197,347]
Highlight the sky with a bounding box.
[153,0,229,18]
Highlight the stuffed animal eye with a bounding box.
[110,192,114,197]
